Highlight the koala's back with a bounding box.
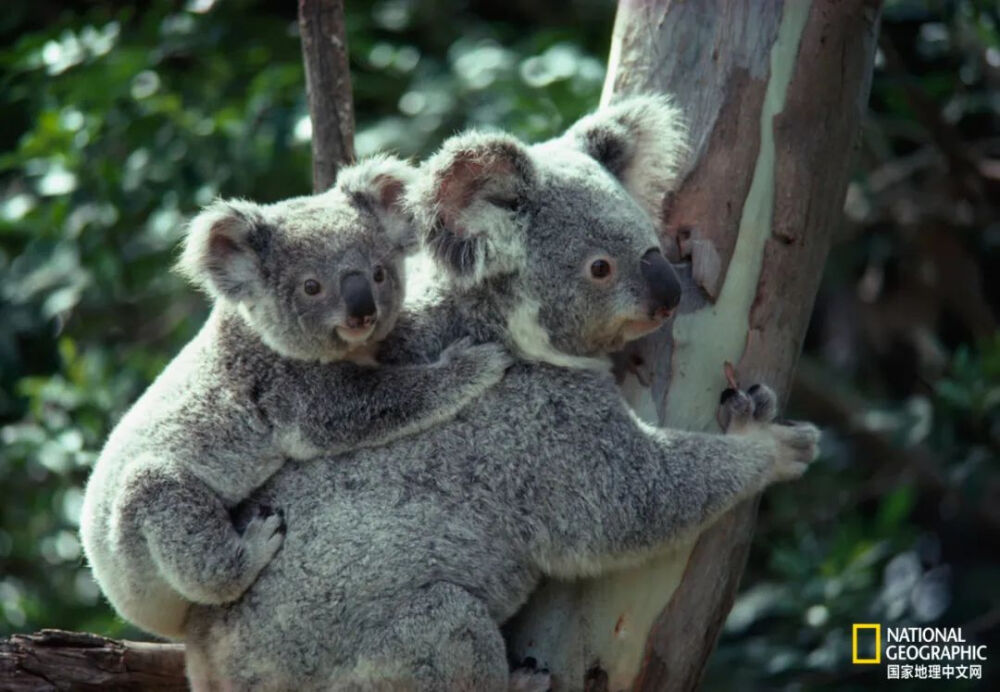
[185,362,623,680]
[84,310,262,517]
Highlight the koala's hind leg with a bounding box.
[355,583,509,692]
[184,634,221,692]
[136,467,285,606]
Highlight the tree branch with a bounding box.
[0,630,185,691]
[298,0,356,192]
[877,33,989,205]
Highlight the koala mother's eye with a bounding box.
[590,258,613,280]
[372,265,385,284]
[303,279,322,296]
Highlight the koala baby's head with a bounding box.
[409,96,685,362]
[178,156,416,362]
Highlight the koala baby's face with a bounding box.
[409,96,685,359]
[178,157,417,362]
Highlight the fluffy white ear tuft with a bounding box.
[176,199,267,303]
[565,94,688,224]
[337,155,419,253]
[407,132,536,287]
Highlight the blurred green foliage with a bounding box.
[0,0,996,689]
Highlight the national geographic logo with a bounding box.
[853,624,882,664]
[853,624,987,681]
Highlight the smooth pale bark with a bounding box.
[507,2,880,690]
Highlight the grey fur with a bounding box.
[80,157,511,639]
[183,96,820,690]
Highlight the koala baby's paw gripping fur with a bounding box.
[718,382,820,482]
[438,337,514,389]
[238,506,285,576]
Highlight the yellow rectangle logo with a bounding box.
[852,623,881,664]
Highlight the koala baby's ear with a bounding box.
[337,155,419,253]
[407,132,536,286]
[565,94,687,224]
[176,199,268,303]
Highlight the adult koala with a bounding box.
[184,96,819,691]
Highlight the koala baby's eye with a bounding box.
[303,279,322,296]
[590,259,613,280]
[372,265,386,284]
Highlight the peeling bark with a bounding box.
[508,1,881,690]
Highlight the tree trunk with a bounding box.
[506,1,881,690]
[298,0,355,191]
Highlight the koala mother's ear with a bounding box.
[337,155,419,253]
[176,199,268,304]
[407,132,536,286]
[565,94,687,224]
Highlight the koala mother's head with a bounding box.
[178,156,417,362]
[408,96,685,363]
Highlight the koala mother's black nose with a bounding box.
[341,272,377,323]
[641,248,682,316]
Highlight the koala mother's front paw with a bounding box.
[768,421,821,482]
[718,382,778,432]
[717,382,819,483]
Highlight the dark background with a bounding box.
[0,1,997,689]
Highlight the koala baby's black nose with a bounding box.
[341,272,376,326]
[641,248,682,317]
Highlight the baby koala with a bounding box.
[79,156,511,639]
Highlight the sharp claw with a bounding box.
[719,387,738,405]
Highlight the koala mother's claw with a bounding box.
[717,387,752,432]
[747,383,778,423]
[717,382,818,482]
[718,382,778,432]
